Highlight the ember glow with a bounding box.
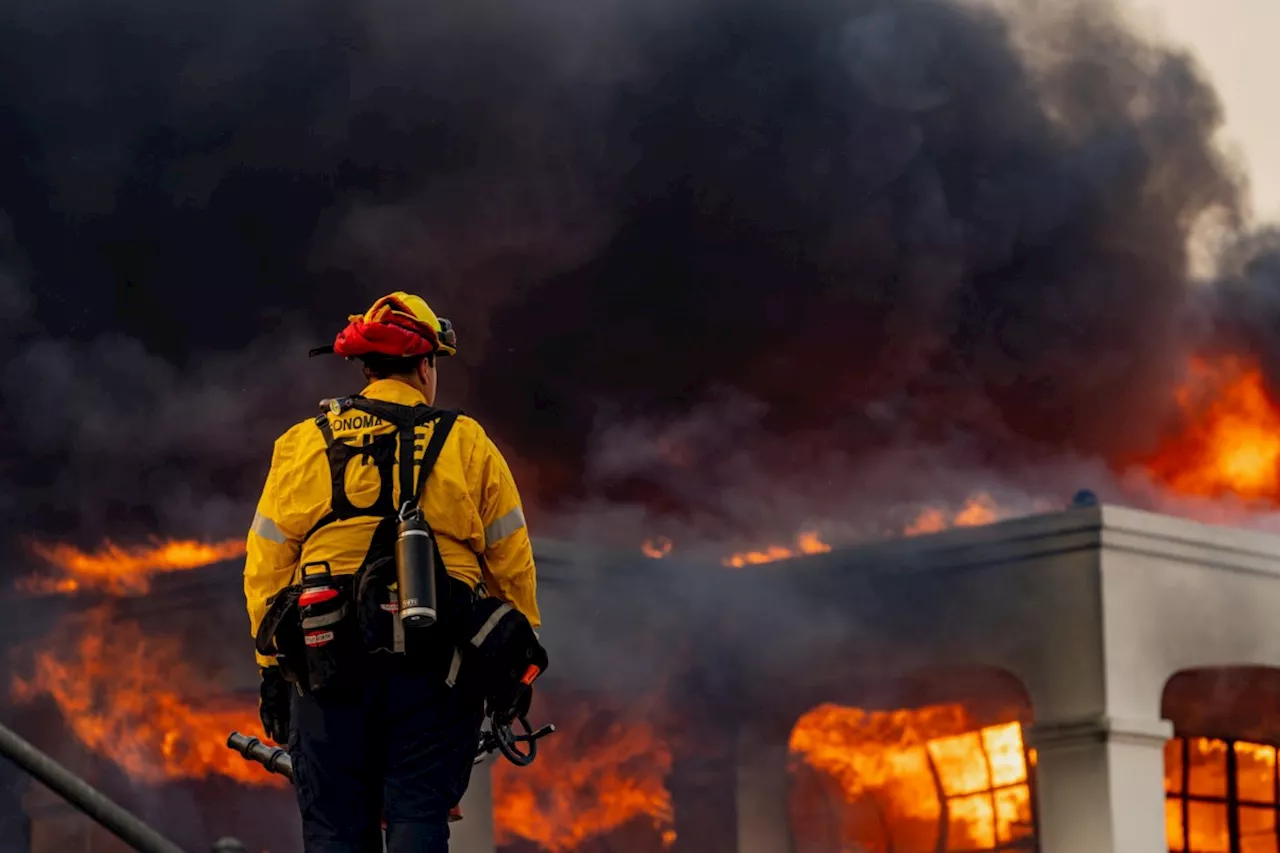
[789,703,1034,851]
[492,702,675,852]
[19,537,247,596]
[1145,356,1280,502]
[11,606,281,787]
[721,530,833,567]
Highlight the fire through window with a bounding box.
[788,703,1036,853]
[1165,737,1280,853]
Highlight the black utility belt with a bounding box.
[255,561,476,694]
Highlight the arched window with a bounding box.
[1165,736,1279,853]
[789,703,1037,853]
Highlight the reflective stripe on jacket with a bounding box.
[244,378,540,668]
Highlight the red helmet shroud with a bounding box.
[332,313,437,358]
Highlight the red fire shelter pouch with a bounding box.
[255,562,362,694]
[296,561,362,693]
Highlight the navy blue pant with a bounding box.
[288,658,484,853]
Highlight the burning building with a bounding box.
[466,503,1280,853]
[12,500,1279,853]
[5,0,1280,849]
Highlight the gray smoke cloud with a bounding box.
[0,272,347,560]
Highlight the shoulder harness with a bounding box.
[304,395,461,543]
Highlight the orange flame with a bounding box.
[721,530,832,567]
[641,492,1013,566]
[11,606,281,787]
[790,703,1033,851]
[492,701,675,851]
[642,537,673,559]
[1146,356,1280,501]
[903,492,1002,537]
[20,537,247,596]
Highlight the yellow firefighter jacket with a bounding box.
[244,378,540,668]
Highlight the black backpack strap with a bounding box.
[412,410,460,506]
[397,416,418,514]
[343,397,416,426]
[314,412,335,445]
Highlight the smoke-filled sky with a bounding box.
[1,0,1278,561]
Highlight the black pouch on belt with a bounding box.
[297,561,360,693]
[255,586,306,685]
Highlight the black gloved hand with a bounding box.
[489,681,534,729]
[259,667,292,744]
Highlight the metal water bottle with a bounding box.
[396,504,438,628]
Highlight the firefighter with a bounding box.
[244,292,542,853]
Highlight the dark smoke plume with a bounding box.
[0,0,1267,560]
